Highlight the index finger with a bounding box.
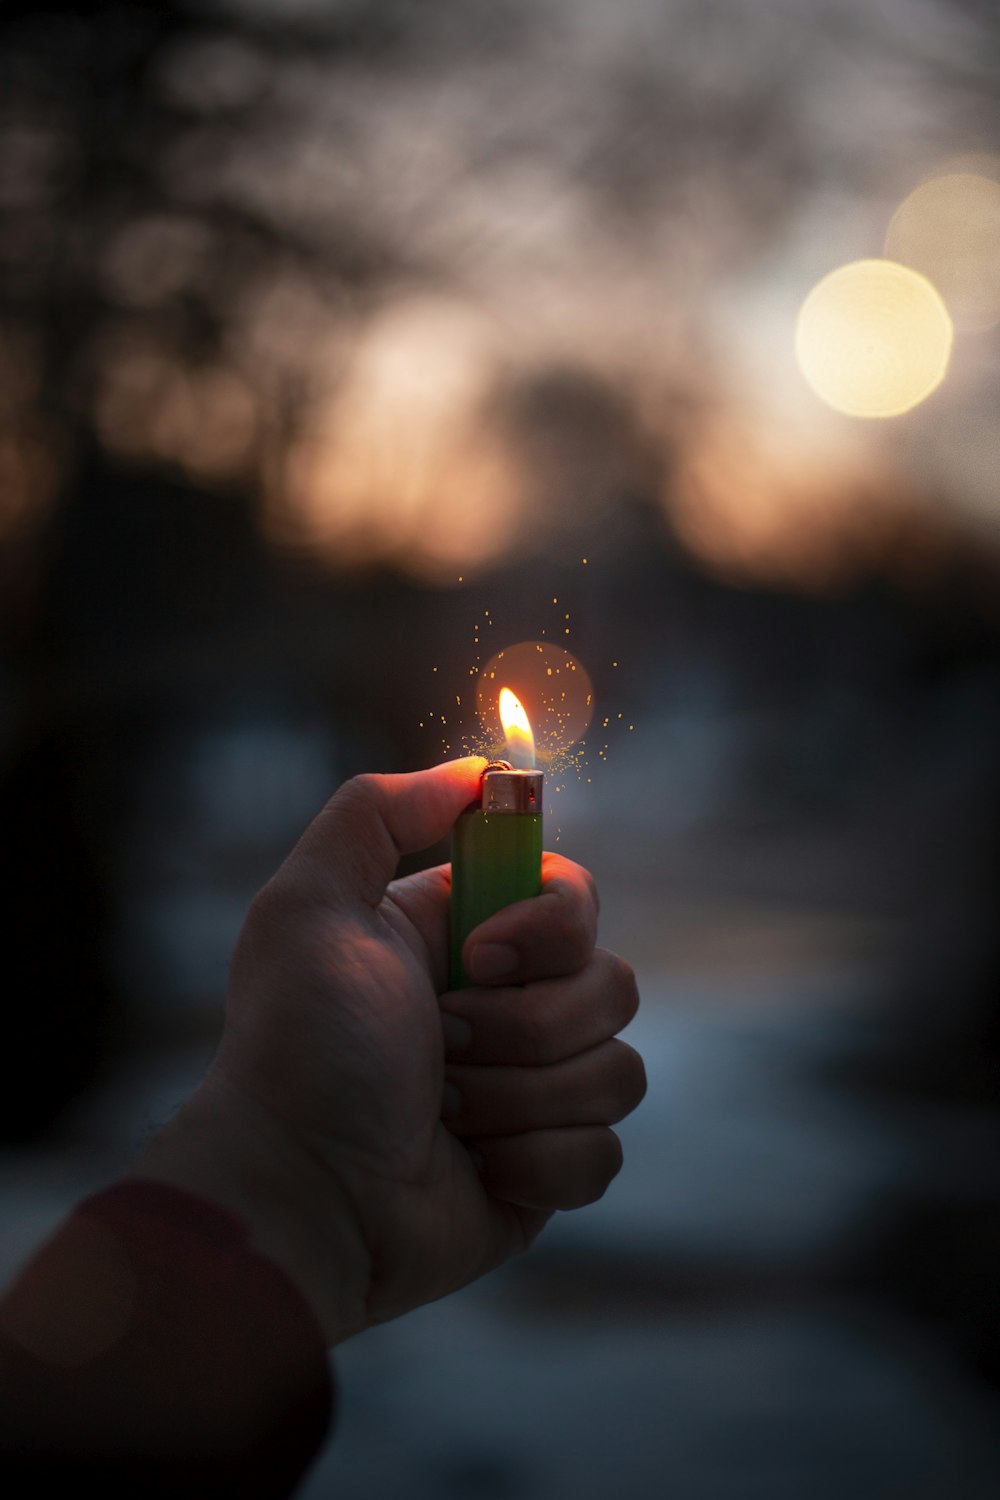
[460,852,599,987]
[388,851,600,994]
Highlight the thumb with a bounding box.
[294,757,487,907]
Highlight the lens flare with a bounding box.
[795,259,952,418]
[477,642,594,768]
[498,687,536,769]
[885,173,1000,332]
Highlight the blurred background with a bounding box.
[1,1,1000,1495]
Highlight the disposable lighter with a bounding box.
[449,761,543,989]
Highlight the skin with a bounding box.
[139,757,645,1346]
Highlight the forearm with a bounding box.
[136,1074,372,1346]
[0,1177,333,1496]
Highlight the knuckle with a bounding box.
[610,948,636,988]
[606,951,640,1025]
[583,867,600,919]
[242,875,292,943]
[557,856,598,914]
[331,773,380,825]
[247,875,282,924]
[624,1044,648,1110]
[345,771,384,799]
[564,1130,623,1209]
[608,1041,647,1118]
[325,774,395,888]
[517,997,560,1065]
[557,893,596,962]
[596,1126,624,1183]
[231,880,289,994]
[561,918,593,972]
[588,950,639,1032]
[542,864,599,943]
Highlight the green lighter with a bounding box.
[449,760,543,989]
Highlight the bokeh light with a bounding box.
[477,642,593,764]
[795,259,952,418]
[885,172,1000,332]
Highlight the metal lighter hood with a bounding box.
[481,767,543,815]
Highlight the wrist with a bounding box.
[135,1074,372,1346]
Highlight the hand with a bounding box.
[138,758,644,1344]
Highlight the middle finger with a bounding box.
[439,949,639,1066]
[442,1037,647,1137]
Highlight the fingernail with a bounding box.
[440,1013,473,1053]
[442,1081,462,1120]
[468,943,518,983]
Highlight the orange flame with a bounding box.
[498,687,536,769]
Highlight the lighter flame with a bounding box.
[499,687,536,769]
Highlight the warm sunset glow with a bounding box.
[795,259,952,418]
[669,404,897,589]
[271,297,520,579]
[885,173,1000,331]
[498,687,536,769]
